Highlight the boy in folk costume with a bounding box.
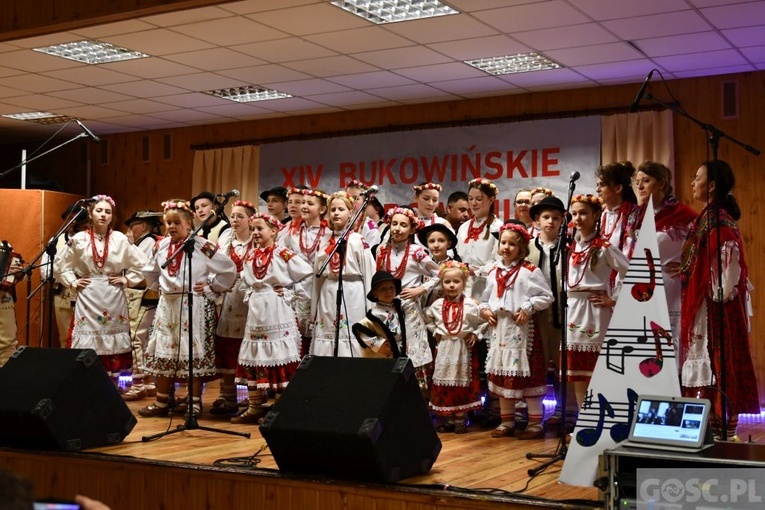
[233,212,313,424]
[425,261,485,434]
[417,223,460,308]
[190,191,230,244]
[528,187,553,238]
[352,270,407,359]
[480,223,554,439]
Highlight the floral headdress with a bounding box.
[384,207,425,232]
[413,183,442,193]
[468,178,499,197]
[250,212,285,231]
[293,188,330,202]
[439,260,469,279]
[233,199,256,211]
[345,179,368,190]
[571,194,603,208]
[498,222,532,244]
[162,199,192,213]
[92,194,116,208]
[530,187,553,197]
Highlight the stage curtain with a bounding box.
[191,146,260,204]
[601,110,674,172]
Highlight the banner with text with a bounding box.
[259,117,601,221]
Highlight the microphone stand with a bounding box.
[526,175,578,477]
[317,192,375,357]
[143,197,250,441]
[646,93,760,441]
[0,132,89,181]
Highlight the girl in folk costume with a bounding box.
[345,179,381,247]
[234,212,313,424]
[457,178,503,300]
[413,182,452,236]
[425,261,485,434]
[596,161,639,259]
[628,161,697,355]
[281,188,329,355]
[54,195,148,385]
[528,187,553,238]
[209,199,256,416]
[680,161,759,440]
[480,224,554,439]
[138,200,236,418]
[311,191,376,358]
[376,207,440,389]
[417,223,460,307]
[278,185,309,244]
[566,194,629,409]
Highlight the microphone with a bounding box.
[569,171,581,182]
[75,119,100,142]
[220,189,240,199]
[360,185,379,196]
[629,70,654,113]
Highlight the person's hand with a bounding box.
[193,281,207,293]
[433,333,442,342]
[399,286,425,300]
[75,495,112,510]
[480,308,496,327]
[73,277,92,289]
[108,276,127,287]
[273,285,285,296]
[465,333,478,348]
[587,290,615,308]
[664,261,682,277]
[513,309,529,325]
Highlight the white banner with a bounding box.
[259,117,601,220]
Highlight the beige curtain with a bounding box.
[601,110,674,171]
[191,145,260,204]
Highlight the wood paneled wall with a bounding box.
[2,70,764,401]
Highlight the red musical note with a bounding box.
[576,393,614,447]
[631,248,655,302]
[609,388,638,443]
[639,320,673,378]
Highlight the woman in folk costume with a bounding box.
[311,191,376,358]
[280,187,329,355]
[138,199,236,419]
[565,194,629,409]
[596,161,639,259]
[413,182,452,238]
[233,212,313,424]
[375,206,440,390]
[680,160,759,440]
[456,178,503,300]
[480,224,554,439]
[425,261,485,434]
[627,161,697,353]
[54,195,148,386]
[208,199,256,416]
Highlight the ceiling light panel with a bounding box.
[33,40,149,65]
[331,0,459,24]
[204,86,292,102]
[464,53,562,75]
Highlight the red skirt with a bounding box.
[566,349,599,381]
[214,336,243,373]
[430,350,482,416]
[241,360,300,391]
[100,352,132,375]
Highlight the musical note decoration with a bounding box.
[560,200,682,487]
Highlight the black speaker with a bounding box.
[0,347,137,451]
[260,356,441,483]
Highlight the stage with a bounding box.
[1,383,763,510]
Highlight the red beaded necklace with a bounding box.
[379,242,410,279]
[89,228,111,269]
[252,244,275,280]
[442,295,465,335]
[299,221,326,258]
[166,240,184,277]
[495,261,523,297]
[229,238,252,272]
[464,217,489,242]
[600,202,628,241]
[567,235,598,288]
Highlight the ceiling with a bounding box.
[0,0,763,142]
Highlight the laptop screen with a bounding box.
[629,395,711,448]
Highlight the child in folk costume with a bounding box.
[278,185,309,244]
[345,179,381,247]
[311,191,376,358]
[457,178,503,301]
[528,187,553,237]
[413,182,452,235]
[54,195,148,385]
[233,212,313,424]
[280,188,329,355]
[352,270,407,359]
[376,207,440,389]
[138,200,236,418]
[417,223,460,307]
[480,223,554,439]
[209,200,256,416]
[425,261,485,434]
[566,194,630,409]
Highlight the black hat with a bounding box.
[260,186,288,202]
[190,191,216,210]
[367,270,402,302]
[529,195,565,219]
[417,223,457,249]
[61,201,89,223]
[124,210,163,227]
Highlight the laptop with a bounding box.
[620,394,714,453]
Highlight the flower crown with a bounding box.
[292,188,330,202]
[530,187,553,197]
[233,199,256,211]
[468,178,499,197]
[413,183,442,193]
[384,207,425,232]
[92,194,116,208]
[439,260,469,279]
[346,179,368,190]
[571,194,603,207]
[498,222,532,244]
[162,200,192,213]
[249,212,285,231]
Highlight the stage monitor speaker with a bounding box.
[0,347,137,451]
[260,356,441,483]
